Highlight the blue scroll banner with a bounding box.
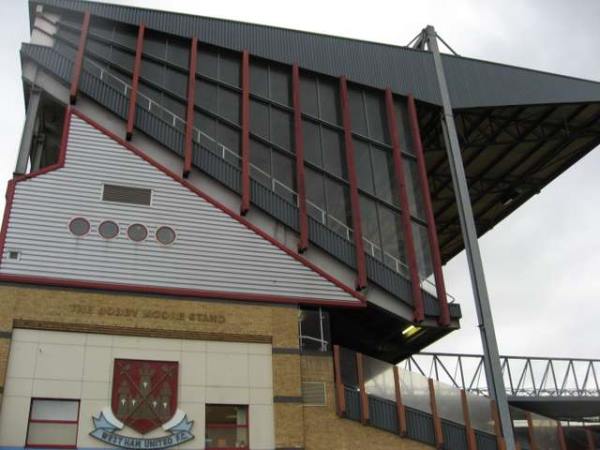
[90,412,194,449]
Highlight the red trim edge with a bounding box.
[183,37,198,178]
[69,11,91,104]
[339,76,367,290]
[240,50,251,215]
[407,95,450,326]
[292,64,308,253]
[0,108,365,307]
[126,23,145,140]
[384,88,425,322]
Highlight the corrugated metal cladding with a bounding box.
[1,115,361,304]
[32,0,600,108]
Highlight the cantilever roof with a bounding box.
[31,0,600,108]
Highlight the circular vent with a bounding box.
[99,220,119,239]
[68,217,90,237]
[156,226,176,245]
[127,223,148,242]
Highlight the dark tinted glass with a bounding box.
[353,139,374,194]
[271,108,292,151]
[138,82,161,105]
[195,111,216,144]
[371,145,395,204]
[219,88,240,124]
[90,17,113,40]
[403,156,425,219]
[379,206,405,261]
[321,128,345,178]
[270,65,291,105]
[302,121,322,167]
[360,195,381,248]
[272,151,294,189]
[305,168,326,211]
[365,90,388,143]
[395,99,415,155]
[166,37,189,68]
[326,179,350,227]
[196,79,218,113]
[348,87,367,136]
[87,39,111,60]
[250,138,271,175]
[318,78,340,124]
[141,58,163,86]
[220,51,240,86]
[112,47,134,72]
[300,73,318,117]
[165,66,187,97]
[197,46,218,78]
[250,100,269,138]
[217,122,240,154]
[250,60,268,97]
[113,23,137,49]
[144,29,166,59]
[162,95,186,120]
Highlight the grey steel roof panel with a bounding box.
[30,0,600,109]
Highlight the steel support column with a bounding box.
[333,345,346,417]
[428,378,444,449]
[393,366,407,436]
[424,24,515,449]
[15,87,42,175]
[126,23,145,140]
[69,11,90,104]
[183,37,198,178]
[292,64,309,252]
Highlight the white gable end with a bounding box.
[0,113,361,306]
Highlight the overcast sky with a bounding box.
[1,0,599,361]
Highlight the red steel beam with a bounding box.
[69,11,91,104]
[385,88,425,322]
[333,345,346,417]
[126,23,145,140]
[460,389,477,450]
[356,352,369,424]
[526,412,538,450]
[428,378,444,449]
[407,95,450,325]
[183,37,198,178]
[393,366,407,436]
[339,76,367,290]
[240,50,251,215]
[292,64,309,253]
[491,399,507,450]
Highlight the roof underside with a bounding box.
[31,0,600,263]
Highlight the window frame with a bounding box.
[205,404,250,450]
[26,398,80,449]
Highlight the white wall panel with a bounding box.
[1,115,360,304]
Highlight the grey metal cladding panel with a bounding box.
[475,430,499,450]
[307,217,355,269]
[441,419,468,450]
[405,406,436,445]
[33,0,441,104]
[366,255,414,310]
[343,387,361,422]
[444,54,600,109]
[136,106,184,156]
[80,72,128,118]
[192,143,240,193]
[368,395,399,434]
[21,43,73,81]
[250,180,299,231]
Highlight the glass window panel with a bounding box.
[250,139,271,187]
[27,423,78,446]
[403,156,426,219]
[138,81,161,105]
[90,17,113,40]
[270,64,291,105]
[144,29,167,60]
[467,392,495,434]
[87,39,111,60]
[166,37,189,68]
[31,399,79,421]
[219,88,240,124]
[395,99,415,156]
[300,73,318,117]
[359,196,382,254]
[206,405,248,424]
[365,90,389,143]
[112,47,134,72]
[321,127,345,179]
[217,122,241,155]
[398,368,431,413]
[195,111,217,153]
[302,120,322,167]
[348,86,367,136]
[340,347,358,387]
[272,150,294,190]
[305,168,326,220]
[141,58,164,86]
[205,427,248,449]
[371,145,396,204]
[531,413,560,450]
[353,139,374,194]
[113,23,137,49]
[318,78,340,124]
[326,179,350,229]
[162,95,186,122]
[379,205,406,265]
[271,108,292,151]
[57,27,80,46]
[165,66,187,98]
[250,100,269,138]
[363,355,395,402]
[250,60,268,97]
[434,380,464,424]
[219,51,240,86]
[196,79,218,113]
[55,40,77,60]
[197,46,218,78]
[413,221,433,280]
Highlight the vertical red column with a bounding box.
[393,366,407,436]
[69,11,91,104]
[333,345,346,417]
[557,422,567,450]
[491,399,507,450]
[183,38,198,178]
[407,94,450,326]
[339,76,367,290]
[126,23,145,140]
[385,88,425,322]
[460,389,477,450]
[428,378,444,449]
[526,412,538,450]
[292,64,309,252]
[356,352,369,424]
[240,50,251,215]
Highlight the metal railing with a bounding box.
[81,57,453,300]
[403,352,600,398]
